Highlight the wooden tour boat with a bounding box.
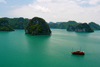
[71,48,85,55]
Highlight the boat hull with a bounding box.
[71,51,85,55]
[71,52,84,55]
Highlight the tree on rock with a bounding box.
[25,17,51,35]
[0,18,14,31]
[75,23,94,32]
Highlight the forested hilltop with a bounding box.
[48,21,100,30]
[0,17,100,30]
[25,17,51,35]
[2,17,30,29]
[48,21,78,29]
[0,18,14,31]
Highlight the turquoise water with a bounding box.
[0,29,100,67]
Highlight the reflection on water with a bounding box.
[75,32,92,37]
[0,31,12,35]
[24,34,51,54]
[71,54,85,58]
[0,29,100,67]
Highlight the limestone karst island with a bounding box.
[0,17,100,33]
[0,18,14,31]
[75,23,94,32]
[67,23,94,32]
[25,17,51,35]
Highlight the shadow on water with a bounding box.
[67,31,75,33]
[74,32,93,37]
[66,31,92,37]
[24,34,51,54]
[25,34,51,40]
[0,31,13,33]
[71,54,85,58]
[75,32,92,34]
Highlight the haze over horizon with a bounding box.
[0,0,100,24]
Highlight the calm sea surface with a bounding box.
[0,29,100,67]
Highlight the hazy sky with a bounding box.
[0,0,100,24]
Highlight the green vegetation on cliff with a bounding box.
[89,22,100,30]
[75,23,94,32]
[48,21,79,29]
[48,23,59,28]
[48,21,100,30]
[2,17,29,29]
[25,17,51,35]
[1,17,100,30]
[28,24,43,35]
[0,18,14,31]
[67,25,75,31]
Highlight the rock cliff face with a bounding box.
[67,25,75,31]
[13,18,25,29]
[89,22,100,30]
[75,23,94,32]
[0,18,14,31]
[25,17,51,35]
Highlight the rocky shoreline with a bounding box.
[67,23,94,32]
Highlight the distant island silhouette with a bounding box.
[0,18,14,31]
[67,23,94,32]
[0,17,100,32]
